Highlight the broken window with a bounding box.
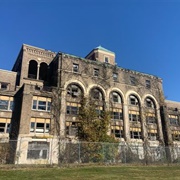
[28,60,38,79]
[104,56,109,63]
[111,112,123,120]
[91,88,103,101]
[148,133,157,141]
[67,84,82,97]
[66,122,79,136]
[111,92,121,103]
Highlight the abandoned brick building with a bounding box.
[0,44,180,164]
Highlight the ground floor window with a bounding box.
[111,126,124,138]
[66,121,79,136]
[27,141,49,159]
[172,131,180,141]
[148,133,157,141]
[0,118,11,133]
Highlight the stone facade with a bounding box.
[0,44,180,164]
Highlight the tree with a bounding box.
[77,97,118,163]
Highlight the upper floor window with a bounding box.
[73,63,79,73]
[145,98,155,108]
[169,115,179,126]
[129,95,139,106]
[129,111,140,122]
[130,131,142,139]
[113,73,118,81]
[91,88,103,101]
[110,92,121,103]
[0,118,11,133]
[30,118,50,133]
[146,114,156,124]
[130,76,136,86]
[66,102,80,116]
[0,82,9,90]
[111,111,123,120]
[104,57,109,63]
[32,96,51,112]
[146,80,151,89]
[172,131,180,141]
[94,68,99,77]
[0,96,13,111]
[67,84,82,98]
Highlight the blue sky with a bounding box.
[0,0,180,101]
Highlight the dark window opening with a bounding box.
[28,60,38,79]
[39,62,48,81]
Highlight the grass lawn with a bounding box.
[0,165,179,180]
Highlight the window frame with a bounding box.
[146,80,151,89]
[30,118,50,133]
[130,76,136,86]
[93,68,99,77]
[0,96,14,111]
[130,131,142,139]
[32,97,51,112]
[73,63,79,73]
[113,73,118,81]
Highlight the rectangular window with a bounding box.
[169,115,179,126]
[0,118,11,133]
[130,76,136,86]
[0,96,13,111]
[146,80,151,89]
[130,131,142,139]
[73,63,79,73]
[32,97,51,112]
[172,132,180,141]
[30,118,50,133]
[113,73,118,81]
[129,111,140,122]
[94,68,99,77]
[111,112,123,120]
[104,57,109,63]
[148,133,157,141]
[0,82,9,90]
[66,122,79,136]
[27,141,49,159]
[146,115,156,124]
[111,129,124,138]
[66,106,78,115]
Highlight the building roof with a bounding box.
[94,45,115,54]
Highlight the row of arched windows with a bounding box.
[66,83,156,108]
[28,60,48,81]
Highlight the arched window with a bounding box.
[39,62,48,81]
[145,97,155,108]
[67,84,83,98]
[90,88,103,101]
[28,60,38,79]
[110,91,122,103]
[129,95,139,106]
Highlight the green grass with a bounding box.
[0,165,180,180]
